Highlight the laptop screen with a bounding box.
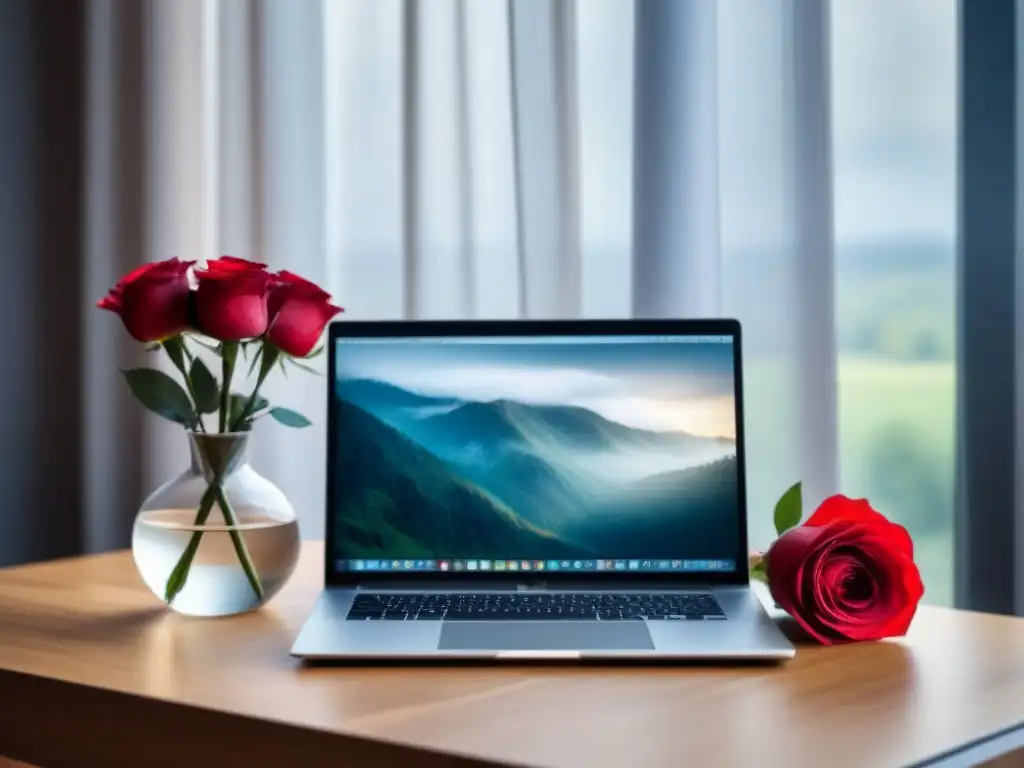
[330,333,741,575]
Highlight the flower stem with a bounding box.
[219,342,239,433]
[164,340,266,605]
[163,335,205,433]
[214,485,265,601]
[163,483,218,604]
[231,343,279,431]
[162,477,265,605]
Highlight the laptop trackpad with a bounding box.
[439,622,654,651]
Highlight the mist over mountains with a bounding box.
[333,377,740,561]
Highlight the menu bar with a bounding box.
[337,558,736,573]
[337,335,732,345]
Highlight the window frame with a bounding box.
[955,0,1021,614]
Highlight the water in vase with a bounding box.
[133,508,301,617]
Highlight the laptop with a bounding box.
[291,319,794,661]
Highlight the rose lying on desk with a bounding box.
[750,486,924,645]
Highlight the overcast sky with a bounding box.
[337,339,738,438]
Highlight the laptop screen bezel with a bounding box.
[324,319,750,587]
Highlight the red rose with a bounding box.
[97,258,192,342]
[765,495,924,645]
[266,271,342,356]
[194,257,274,341]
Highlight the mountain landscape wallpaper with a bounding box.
[331,337,741,563]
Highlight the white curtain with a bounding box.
[83,0,836,552]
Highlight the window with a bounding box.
[832,0,957,606]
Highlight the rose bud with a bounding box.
[97,257,193,342]
[194,256,274,341]
[266,270,342,357]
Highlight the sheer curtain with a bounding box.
[79,0,835,552]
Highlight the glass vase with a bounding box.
[132,432,300,617]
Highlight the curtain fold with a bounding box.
[321,0,404,317]
[82,0,147,554]
[400,0,422,318]
[249,0,328,526]
[454,0,476,319]
[0,0,842,563]
[463,0,521,318]
[400,0,476,319]
[145,0,219,485]
[508,0,582,318]
[787,0,839,518]
[632,0,721,319]
[634,0,839,545]
[0,0,87,564]
[217,0,261,268]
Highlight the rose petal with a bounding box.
[97,258,193,341]
[194,267,273,340]
[827,530,915,641]
[96,294,121,312]
[766,526,829,606]
[267,297,341,356]
[768,527,849,644]
[266,271,341,356]
[269,270,332,313]
[820,554,861,620]
[766,518,925,645]
[806,546,856,642]
[875,552,925,637]
[201,256,269,273]
[804,496,915,559]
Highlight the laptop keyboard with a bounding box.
[346,593,726,621]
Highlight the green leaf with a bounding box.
[229,392,269,426]
[773,481,803,537]
[122,368,197,426]
[269,407,312,428]
[189,357,220,414]
[188,335,222,356]
[228,394,245,427]
[248,393,270,413]
[305,344,325,359]
[246,345,264,380]
[162,336,188,374]
[278,356,289,378]
[749,560,768,583]
[286,357,322,376]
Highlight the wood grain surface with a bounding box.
[0,543,1023,767]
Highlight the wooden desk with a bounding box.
[1,544,1023,768]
